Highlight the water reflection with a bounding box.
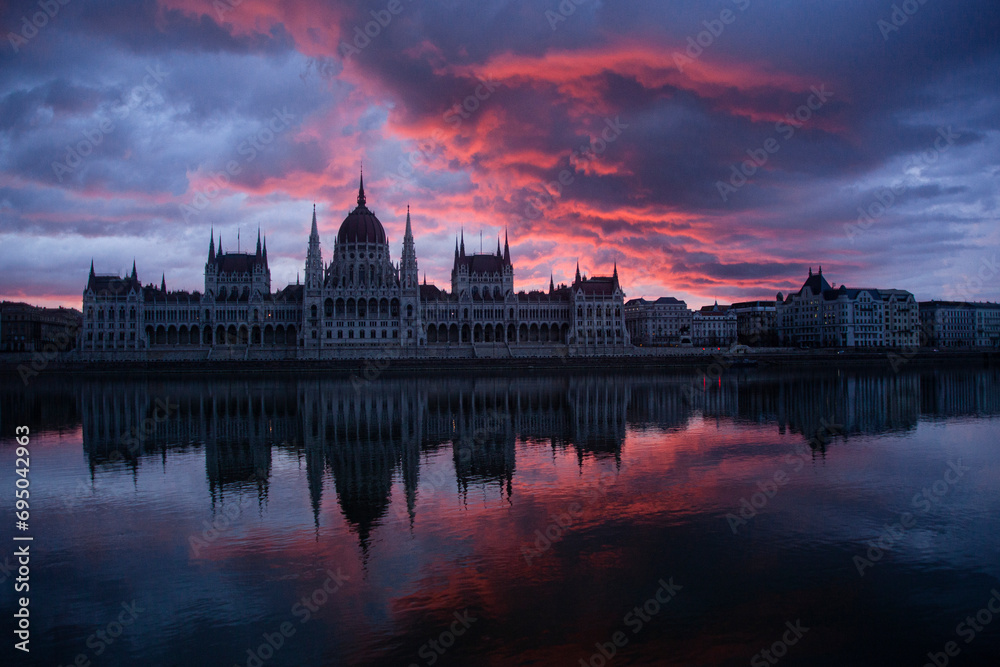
[48,367,996,549]
[2,365,1000,666]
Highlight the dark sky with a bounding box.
[1,0,998,307]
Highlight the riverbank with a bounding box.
[1,348,996,380]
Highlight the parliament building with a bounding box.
[79,174,630,359]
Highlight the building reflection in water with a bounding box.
[65,367,1000,548]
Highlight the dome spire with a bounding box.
[357,166,366,207]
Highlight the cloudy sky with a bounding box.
[1,0,998,309]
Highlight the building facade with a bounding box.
[1,301,81,352]
[624,297,692,346]
[691,302,737,347]
[730,300,778,346]
[775,267,918,348]
[80,175,629,359]
[919,301,1000,348]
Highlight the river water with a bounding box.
[1,366,999,666]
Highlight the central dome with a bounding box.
[337,172,387,245]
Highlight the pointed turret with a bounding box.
[575,261,581,283]
[401,205,418,292]
[497,236,502,257]
[357,169,366,207]
[131,260,137,282]
[218,235,222,257]
[256,226,262,258]
[306,203,323,289]
[160,274,166,293]
[503,228,510,264]
[262,235,268,263]
[460,228,465,257]
[89,259,95,278]
[549,272,555,294]
[208,228,216,262]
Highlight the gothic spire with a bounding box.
[160,273,166,293]
[575,261,581,283]
[550,272,555,293]
[503,228,510,264]
[460,227,465,257]
[497,235,502,257]
[404,205,412,239]
[131,260,137,281]
[209,228,215,262]
[357,168,366,207]
[89,259,95,278]
[256,226,262,258]
[262,235,268,263]
[218,235,222,257]
[310,204,318,240]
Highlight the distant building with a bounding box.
[624,297,691,346]
[80,173,629,359]
[691,302,737,347]
[775,267,917,348]
[0,301,81,353]
[730,300,778,346]
[919,301,1000,348]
